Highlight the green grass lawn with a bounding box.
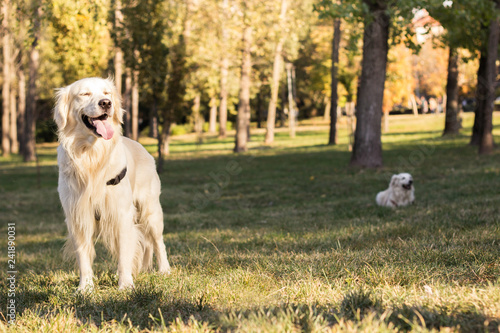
[1,113,500,332]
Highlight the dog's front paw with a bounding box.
[158,263,172,275]
[118,283,134,291]
[76,280,94,294]
[118,276,135,290]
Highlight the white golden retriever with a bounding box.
[54,77,170,291]
[376,173,415,208]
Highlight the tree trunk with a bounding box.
[9,71,18,154]
[149,99,160,170]
[131,65,139,141]
[329,17,341,145]
[123,67,132,137]
[265,0,287,145]
[163,63,184,155]
[208,96,217,133]
[234,25,252,153]
[114,51,123,96]
[280,86,286,127]
[470,50,488,145]
[347,102,355,151]
[159,118,171,160]
[158,117,171,174]
[24,5,42,163]
[152,99,161,169]
[218,0,229,138]
[114,0,124,98]
[324,96,331,121]
[155,100,165,173]
[349,1,389,168]
[193,93,203,143]
[256,91,262,129]
[17,65,26,155]
[2,0,11,157]
[443,47,460,136]
[219,57,229,138]
[479,16,499,154]
[149,109,158,138]
[286,63,296,138]
[161,7,189,154]
[410,94,418,116]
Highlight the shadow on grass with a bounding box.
[7,281,218,330]
[334,289,500,332]
[73,289,216,328]
[2,136,500,330]
[7,285,498,331]
[221,290,499,332]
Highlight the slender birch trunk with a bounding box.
[209,96,217,133]
[18,65,26,155]
[265,0,288,145]
[234,25,252,153]
[2,0,12,157]
[131,57,140,141]
[218,0,229,138]
[329,17,341,145]
[24,5,42,162]
[443,47,460,136]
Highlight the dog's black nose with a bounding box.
[98,99,112,110]
[409,180,413,185]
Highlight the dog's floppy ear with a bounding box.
[390,174,398,187]
[53,87,70,130]
[114,106,125,124]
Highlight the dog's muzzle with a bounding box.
[402,181,413,190]
[82,112,114,140]
[82,113,108,131]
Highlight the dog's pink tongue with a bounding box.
[93,119,114,140]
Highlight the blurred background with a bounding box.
[0,0,498,161]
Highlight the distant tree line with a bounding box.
[1,0,498,168]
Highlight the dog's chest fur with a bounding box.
[57,140,130,223]
[389,186,414,207]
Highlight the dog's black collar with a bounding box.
[107,167,127,186]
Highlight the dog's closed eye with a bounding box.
[80,92,92,97]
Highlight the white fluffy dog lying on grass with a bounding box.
[376,173,415,208]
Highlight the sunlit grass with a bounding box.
[1,113,500,332]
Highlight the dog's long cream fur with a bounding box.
[54,77,170,291]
